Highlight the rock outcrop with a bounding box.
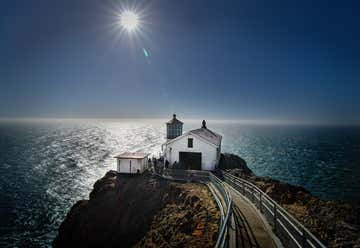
[224,153,360,248]
[54,171,220,248]
[134,183,220,248]
[219,153,251,174]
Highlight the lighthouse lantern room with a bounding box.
[166,114,183,140]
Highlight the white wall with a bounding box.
[117,158,147,174]
[164,133,219,171]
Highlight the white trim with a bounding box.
[165,131,220,148]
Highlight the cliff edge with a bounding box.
[54,171,220,248]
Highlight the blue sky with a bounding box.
[0,0,359,123]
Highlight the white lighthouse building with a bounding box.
[162,114,222,171]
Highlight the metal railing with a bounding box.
[162,168,211,182]
[157,168,232,248]
[208,172,232,248]
[223,172,326,248]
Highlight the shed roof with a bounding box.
[189,127,222,147]
[114,152,150,159]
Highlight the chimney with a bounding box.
[202,120,207,129]
[173,114,176,119]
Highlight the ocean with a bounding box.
[0,119,359,246]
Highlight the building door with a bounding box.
[129,160,132,173]
[179,152,201,170]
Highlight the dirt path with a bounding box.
[226,182,278,248]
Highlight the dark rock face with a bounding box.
[54,171,220,248]
[218,153,252,174]
[54,171,169,248]
[224,153,360,248]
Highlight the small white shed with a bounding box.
[114,152,150,174]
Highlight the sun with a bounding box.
[120,11,139,32]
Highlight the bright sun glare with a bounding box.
[120,11,139,32]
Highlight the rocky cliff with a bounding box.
[220,153,360,248]
[54,171,220,248]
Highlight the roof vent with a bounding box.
[202,120,207,129]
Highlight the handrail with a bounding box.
[156,168,232,248]
[223,172,326,248]
[209,172,232,248]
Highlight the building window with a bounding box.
[188,138,193,148]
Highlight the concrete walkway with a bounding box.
[225,182,278,248]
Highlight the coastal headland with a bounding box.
[54,153,359,248]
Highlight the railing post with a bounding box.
[251,186,254,202]
[226,220,230,247]
[259,191,263,213]
[302,228,307,248]
[273,204,277,233]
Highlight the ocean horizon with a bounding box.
[0,119,359,246]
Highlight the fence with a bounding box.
[158,169,232,248]
[223,172,326,248]
[161,168,211,182]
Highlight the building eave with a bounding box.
[164,131,220,148]
[114,153,150,159]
